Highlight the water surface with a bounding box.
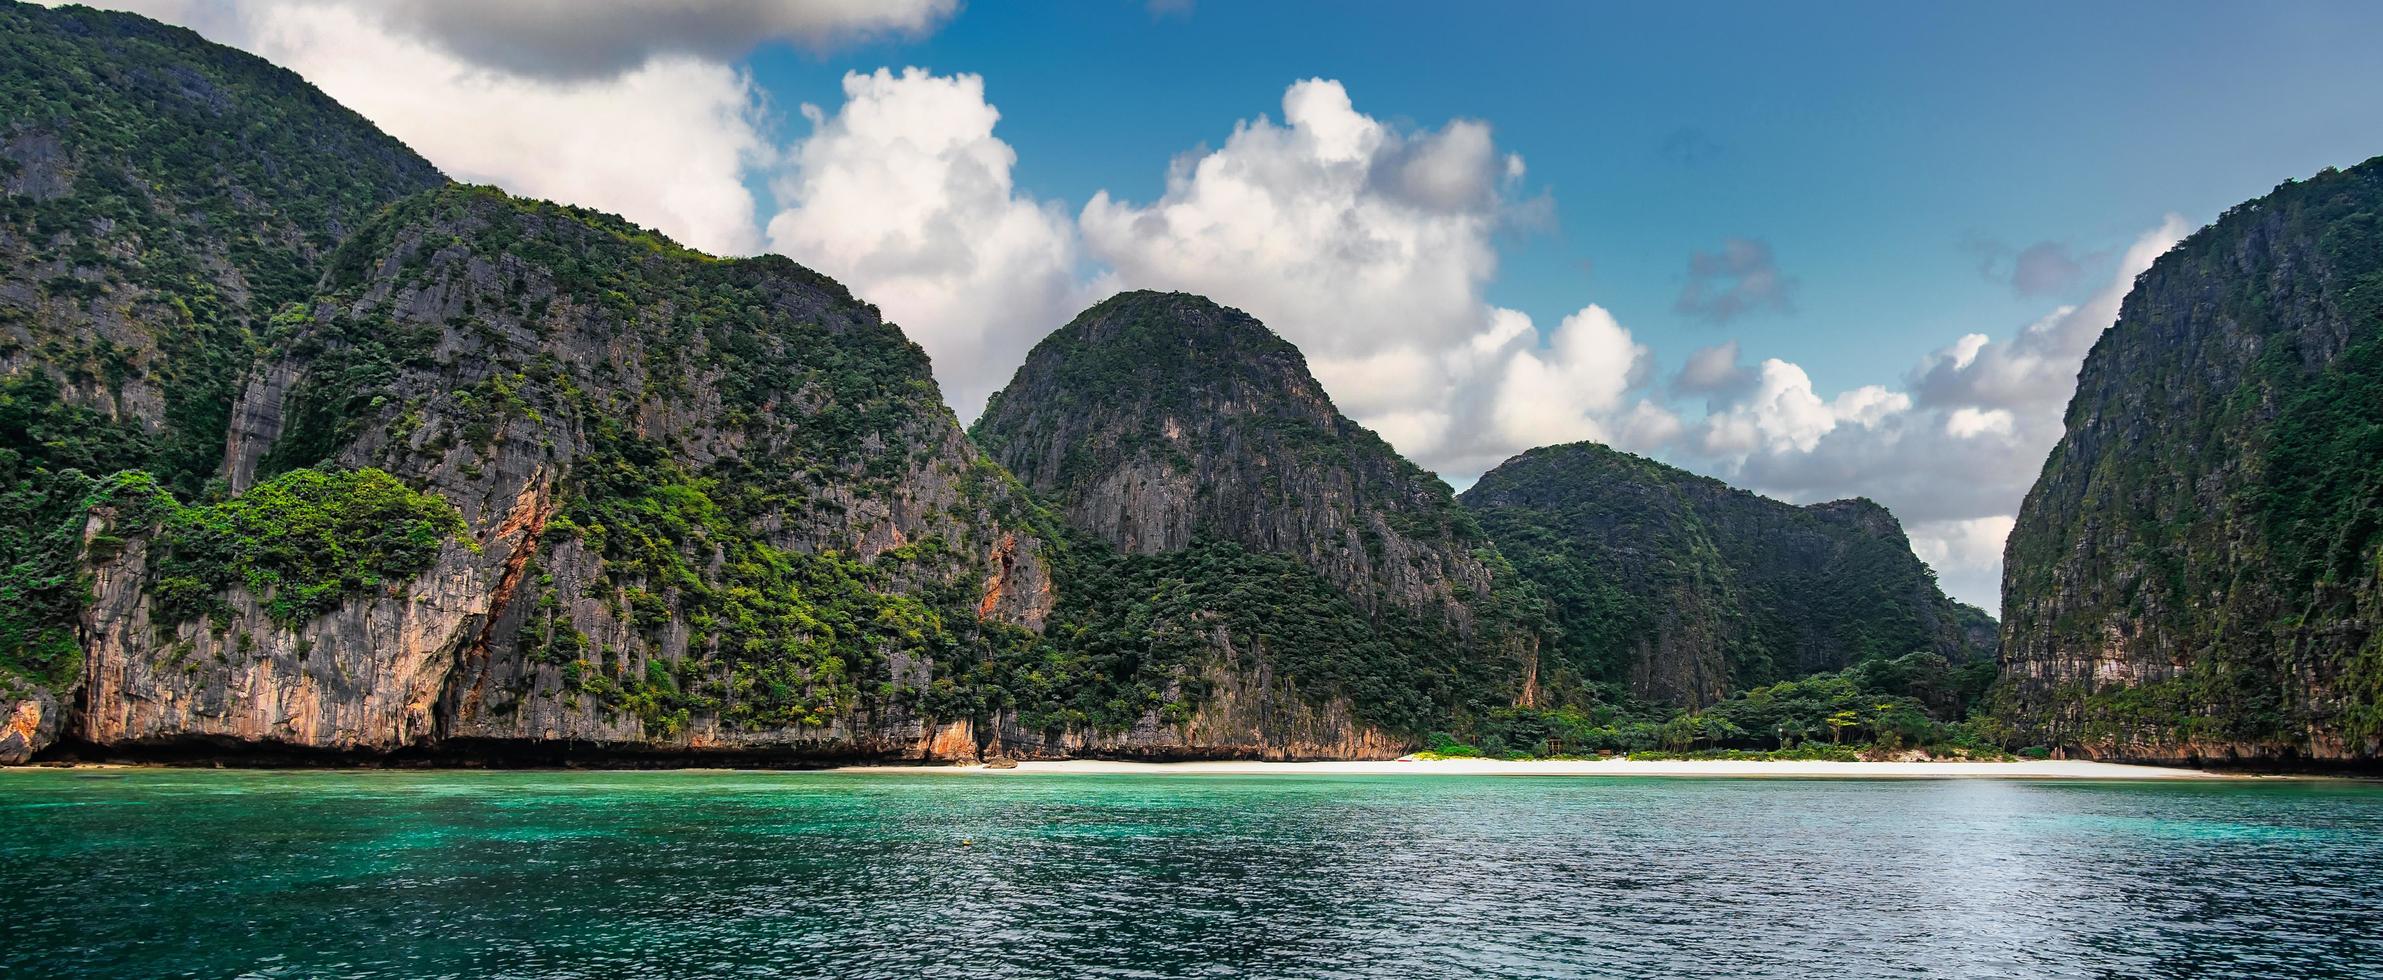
[3,769,2378,978]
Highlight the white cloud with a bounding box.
[764,68,1092,421]
[1679,217,2191,607]
[1080,79,1503,392]
[1672,340,1753,398]
[1079,78,1652,479]
[83,0,780,256]
[1492,305,1658,451]
[1698,359,1908,455]
[1944,407,2016,439]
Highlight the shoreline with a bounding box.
[839,757,2250,779]
[3,758,2316,780]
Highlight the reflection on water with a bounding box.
[2,770,2378,978]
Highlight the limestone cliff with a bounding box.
[1463,442,1992,708]
[0,2,441,485]
[972,291,1543,743]
[1997,157,2383,764]
[1,1,440,761]
[65,186,1059,761]
[0,4,1481,764]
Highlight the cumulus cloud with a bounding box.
[1080,78,1658,479]
[1493,306,1660,451]
[764,68,1092,420]
[1675,237,1795,323]
[1944,407,2016,439]
[82,0,787,255]
[1081,78,1510,385]
[1679,216,2191,607]
[1697,360,1906,456]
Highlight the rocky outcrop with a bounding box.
[972,291,1543,743]
[1,2,441,760]
[975,291,1528,627]
[49,186,1062,762]
[1997,157,2383,763]
[1463,441,1994,708]
[0,2,442,486]
[0,690,58,764]
[3,3,1512,764]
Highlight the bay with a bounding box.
[3,770,2378,978]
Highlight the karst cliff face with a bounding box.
[972,291,1544,746]
[0,3,442,486]
[1463,442,1993,709]
[69,186,1061,761]
[1,3,443,762]
[0,3,1482,763]
[1997,158,2383,764]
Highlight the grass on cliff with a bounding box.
[141,467,467,627]
[2,464,465,697]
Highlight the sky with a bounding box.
[71,0,2383,609]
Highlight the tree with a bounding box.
[1826,709,1861,744]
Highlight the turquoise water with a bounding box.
[3,770,2379,978]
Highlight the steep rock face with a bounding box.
[68,186,1058,759]
[1,3,1456,764]
[1463,442,1993,708]
[976,291,1514,623]
[1,2,441,761]
[0,2,442,484]
[972,291,1541,744]
[1998,158,2383,763]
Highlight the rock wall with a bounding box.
[968,291,1542,741]
[974,291,1517,629]
[45,186,1062,762]
[1997,157,2383,763]
[1464,441,1994,708]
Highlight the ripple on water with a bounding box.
[1,771,2379,979]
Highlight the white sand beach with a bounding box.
[854,757,2239,779]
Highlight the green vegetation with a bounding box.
[0,2,442,495]
[968,538,1507,736]
[528,410,978,736]
[1998,156,2383,754]
[1464,441,1990,704]
[967,290,1552,742]
[1,464,461,691]
[145,468,464,626]
[274,185,1021,737]
[0,469,119,697]
[1424,650,2004,760]
[1,0,442,715]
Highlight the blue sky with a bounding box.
[100,0,2383,607]
[743,0,2383,394]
